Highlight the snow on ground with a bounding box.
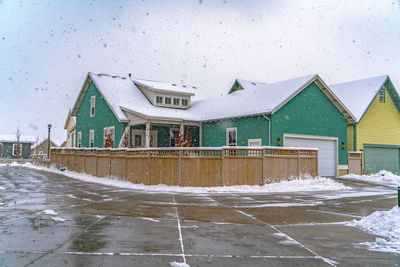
[341,170,400,187]
[169,262,190,267]
[42,210,58,215]
[0,185,5,190]
[3,162,351,193]
[51,216,66,223]
[349,206,400,254]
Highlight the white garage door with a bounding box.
[284,135,337,177]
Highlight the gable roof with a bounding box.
[329,75,396,122]
[191,74,356,122]
[71,72,201,122]
[0,134,35,143]
[32,138,61,150]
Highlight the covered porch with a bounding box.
[120,110,200,148]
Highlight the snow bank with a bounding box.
[20,164,350,193]
[42,210,58,215]
[342,170,400,187]
[0,185,5,190]
[349,206,400,254]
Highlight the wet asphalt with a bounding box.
[0,166,399,267]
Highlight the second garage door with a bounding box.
[364,145,400,175]
[284,135,337,177]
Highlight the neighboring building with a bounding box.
[62,109,76,147]
[330,75,400,174]
[0,134,35,159]
[31,138,60,156]
[71,72,355,176]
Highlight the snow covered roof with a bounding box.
[0,134,35,143]
[191,74,355,122]
[132,78,196,96]
[330,75,389,122]
[72,72,201,122]
[32,138,62,149]
[71,72,355,123]
[236,79,266,89]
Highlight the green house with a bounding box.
[71,72,355,177]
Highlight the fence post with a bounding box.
[221,148,225,186]
[147,150,151,185]
[297,149,301,178]
[179,149,182,186]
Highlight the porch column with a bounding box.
[180,122,184,137]
[145,121,151,148]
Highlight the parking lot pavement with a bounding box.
[0,166,399,266]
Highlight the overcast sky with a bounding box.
[1,0,400,142]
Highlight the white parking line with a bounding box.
[204,196,338,267]
[172,195,187,265]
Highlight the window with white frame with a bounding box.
[103,126,115,148]
[90,96,96,117]
[226,127,237,146]
[12,143,22,156]
[173,98,180,105]
[170,128,180,147]
[248,138,262,146]
[71,132,76,147]
[165,97,171,105]
[156,96,163,104]
[131,129,157,147]
[182,99,188,106]
[89,130,94,147]
[77,131,82,147]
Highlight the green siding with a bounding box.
[228,80,243,94]
[202,115,270,147]
[75,81,126,148]
[271,82,348,164]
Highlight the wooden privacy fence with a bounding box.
[348,151,362,175]
[46,146,318,187]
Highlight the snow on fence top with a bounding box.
[51,146,318,151]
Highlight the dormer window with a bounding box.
[156,96,163,104]
[90,96,95,117]
[165,97,171,104]
[173,98,180,105]
[182,99,188,106]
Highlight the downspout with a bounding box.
[262,114,271,146]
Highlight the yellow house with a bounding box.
[331,75,400,174]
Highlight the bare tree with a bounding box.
[15,128,22,158]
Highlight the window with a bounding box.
[173,98,180,105]
[165,97,171,104]
[103,126,115,148]
[131,129,158,147]
[13,143,22,156]
[170,128,180,146]
[379,87,385,103]
[156,96,163,104]
[182,99,188,106]
[226,127,237,146]
[248,138,262,146]
[71,132,76,147]
[90,96,96,117]
[89,130,94,147]
[77,132,82,147]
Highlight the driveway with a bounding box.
[0,166,399,266]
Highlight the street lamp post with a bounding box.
[47,123,52,159]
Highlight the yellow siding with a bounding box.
[347,124,354,151]
[357,87,400,150]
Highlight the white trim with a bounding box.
[283,133,338,176]
[226,127,237,146]
[12,143,22,156]
[90,95,96,117]
[248,138,262,146]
